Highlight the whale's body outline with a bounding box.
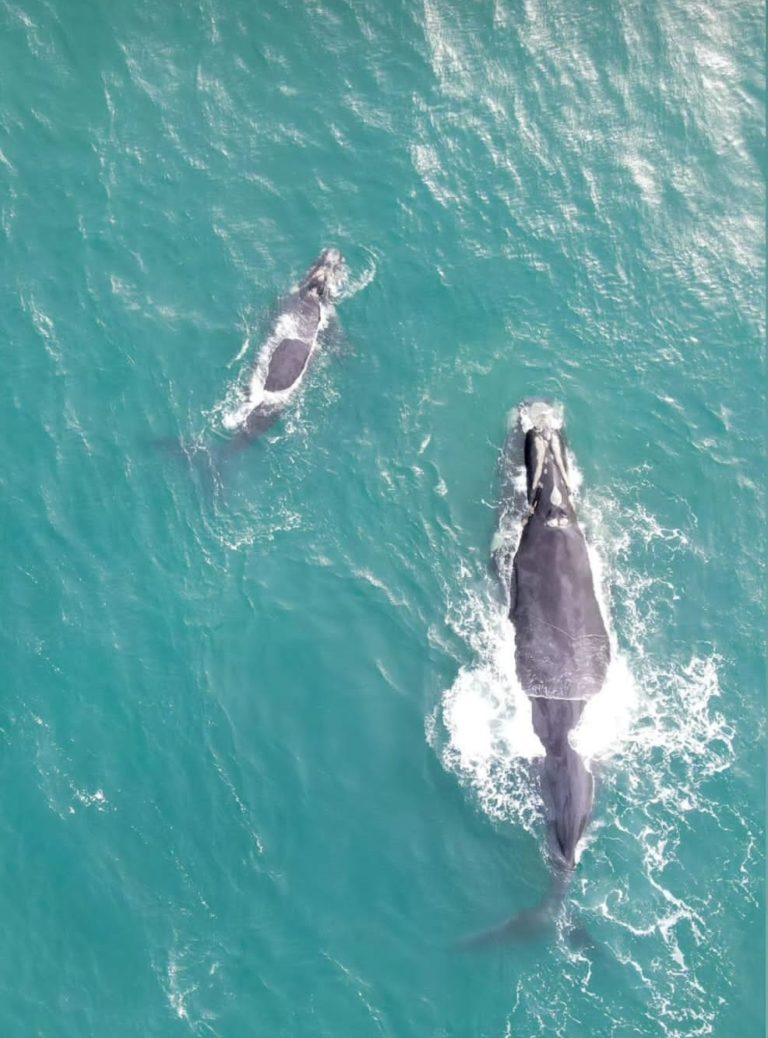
[222,248,345,447]
[510,403,609,870]
[468,400,611,946]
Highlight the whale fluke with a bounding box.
[456,872,570,949]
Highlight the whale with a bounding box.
[471,400,610,945]
[509,401,609,866]
[222,248,346,449]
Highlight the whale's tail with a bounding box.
[152,406,282,487]
[457,714,595,950]
[152,435,247,507]
[456,869,573,949]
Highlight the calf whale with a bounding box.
[472,400,610,945]
[222,248,346,448]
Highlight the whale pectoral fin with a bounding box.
[565,921,597,953]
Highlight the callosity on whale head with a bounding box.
[300,247,346,301]
[518,399,575,529]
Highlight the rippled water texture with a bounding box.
[1,1,764,1035]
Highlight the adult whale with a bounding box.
[222,248,346,450]
[509,400,609,864]
[473,401,610,944]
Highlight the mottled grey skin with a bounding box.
[263,338,312,392]
[233,248,343,446]
[509,410,609,871]
[462,405,610,948]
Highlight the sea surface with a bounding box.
[1,1,764,1035]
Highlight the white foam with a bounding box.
[165,948,195,1024]
[517,399,565,434]
[571,654,637,759]
[429,585,543,835]
[334,248,377,302]
[72,786,108,810]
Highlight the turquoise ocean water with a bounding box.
[1,1,764,1035]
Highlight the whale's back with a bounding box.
[264,338,312,392]
[511,519,609,700]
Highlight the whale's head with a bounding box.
[518,400,576,528]
[301,248,346,301]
